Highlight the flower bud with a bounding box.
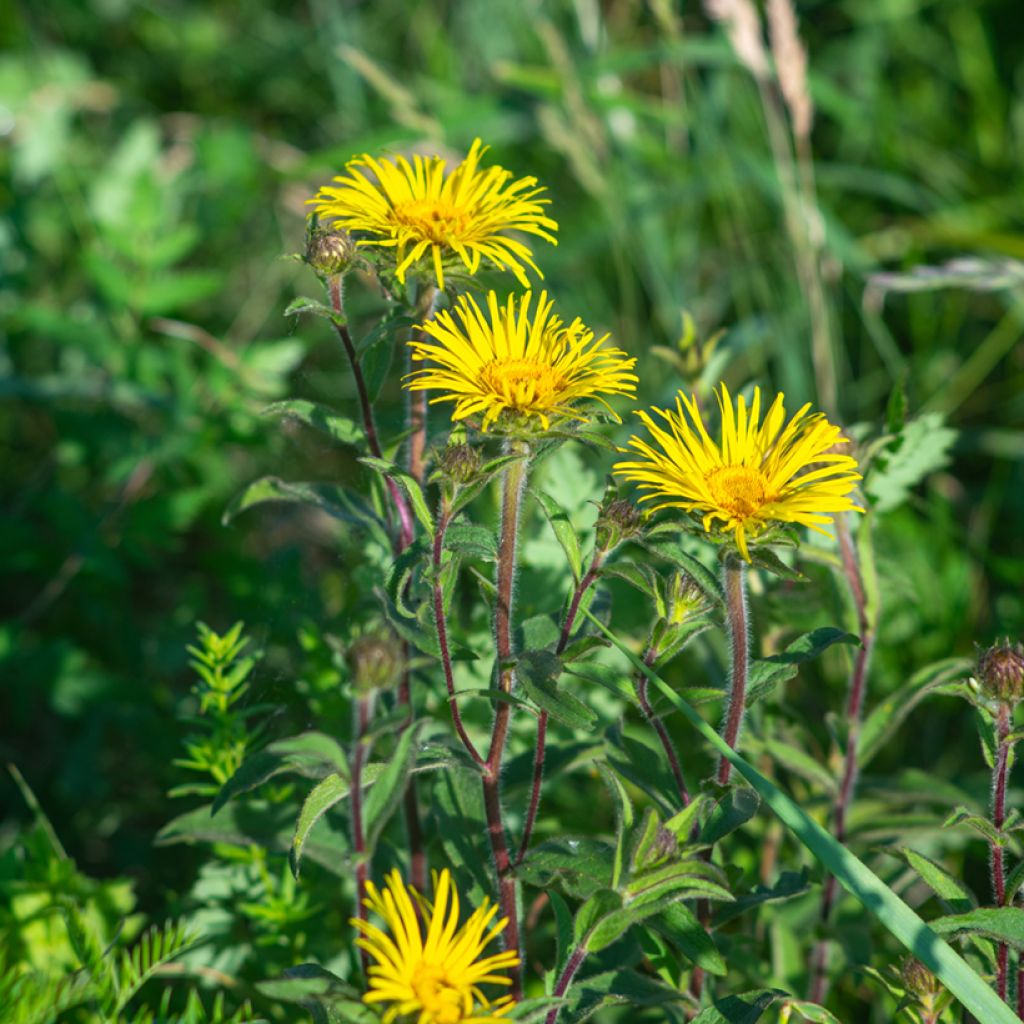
[899,957,940,1001]
[977,640,1024,706]
[666,571,709,626]
[346,631,404,694]
[439,443,482,485]
[595,498,642,552]
[305,227,357,278]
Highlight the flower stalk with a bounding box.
[717,555,749,785]
[544,944,589,1024]
[484,444,530,996]
[991,701,1012,1002]
[635,645,691,807]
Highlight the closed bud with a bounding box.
[977,639,1024,706]
[440,443,482,485]
[347,631,404,694]
[899,957,940,1001]
[305,227,357,278]
[667,571,709,626]
[595,498,642,552]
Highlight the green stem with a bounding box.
[717,556,749,785]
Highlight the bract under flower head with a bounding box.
[353,868,519,1024]
[614,384,862,560]
[403,290,637,432]
[308,139,557,290]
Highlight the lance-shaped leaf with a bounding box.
[364,721,425,850]
[359,456,434,537]
[534,489,584,582]
[263,399,363,447]
[290,773,349,878]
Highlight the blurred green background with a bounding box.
[1,0,1023,1016]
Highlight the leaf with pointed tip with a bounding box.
[263,399,362,446]
[290,774,350,878]
[691,989,787,1024]
[534,489,584,582]
[930,908,1024,950]
[648,902,727,976]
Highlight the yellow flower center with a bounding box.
[411,962,465,1024]
[393,199,470,243]
[479,358,567,410]
[706,465,771,519]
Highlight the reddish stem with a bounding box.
[993,702,1012,1002]
[483,452,528,997]
[432,509,485,767]
[809,516,876,1005]
[716,557,749,785]
[544,945,589,1024]
[516,558,604,866]
[635,648,691,807]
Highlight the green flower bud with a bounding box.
[595,498,642,552]
[439,443,482,485]
[666,571,709,626]
[346,631,404,694]
[977,639,1024,706]
[305,227,357,278]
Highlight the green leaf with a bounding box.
[943,805,1003,844]
[572,889,621,946]
[777,1001,843,1024]
[745,660,799,706]
[748,547,807,582]
[518,650,597,730]
[762,627,860,665]
[891,848,975,914]
[284,295,346,326]
[534,489,584,582]
[444,523,498,560]
[364,722,425,850]
[859,658,972,767]
[263,399,363,447]
[713,870,810,926]
[517,839,615,899]
[290,773,350,878]
[698,786,760,844]
[865,412,957,513]
[223,475,384,532]
[359,457,434,537]
[691,989,787,1024]
[582,608,1022,1024]
[213,731,349,814]
[648,902,727,976]
[930,908,1024,950]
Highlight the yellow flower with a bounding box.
[309,139,557,290]
[353,868,519,1024]
[614,384,862,560]
[404,290,638,431]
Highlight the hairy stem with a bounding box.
[635,646,691,807]
[328,277,414,550]
[517,555,605,866]
[484,448,529,996]
[809,515,877,1004]
[407,285,439,484]
[717,557,749,785]
[992,701,1012,1002]
[545,945,589,1024]
[432,506,485,768]
[350,693,374,976]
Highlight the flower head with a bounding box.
[309,139,558,290]
[353,868,519,1024]
[977,640,1024,706]
[614,384,862,560]
[404,290,638,432]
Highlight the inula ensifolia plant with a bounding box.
[198,136,1024,1024]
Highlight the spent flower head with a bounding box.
[404,290,637,433]
[595,497,643,552]
[304,223,357,278]
[976,639,1024,707]
[614,383,862,561]
[353,868,519,1024]
[308,138,557,290]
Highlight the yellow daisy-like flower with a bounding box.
[404,290,638,431]
[353,868,519,1024]
[614,384,862,560]
[308,138,558,290]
